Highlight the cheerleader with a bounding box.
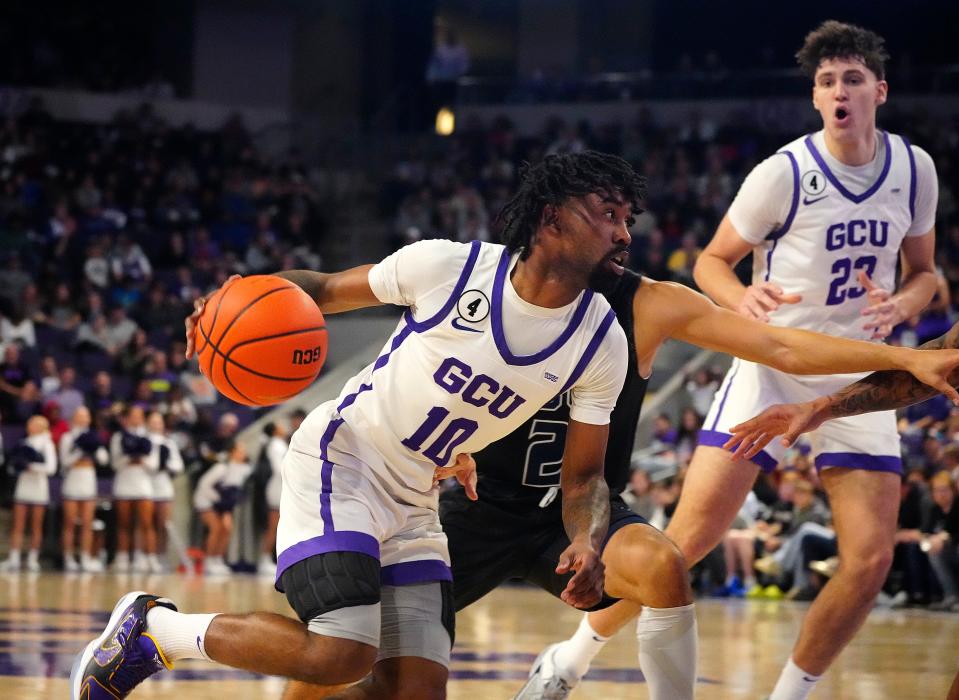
[0,415,57,572]
[109,406,160,573]
[257,421,288,577]
[193,441,252,576]
[59,406,108,572]
[146,410,184,572]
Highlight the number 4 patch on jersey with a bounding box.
[455,289,490,323]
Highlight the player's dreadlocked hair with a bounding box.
[796,20,889,81]
[496,151,646,260]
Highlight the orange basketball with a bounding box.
[195,276,327,406]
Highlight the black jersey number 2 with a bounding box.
[521,419,568,488]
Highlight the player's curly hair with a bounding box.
[796,20,889,81]
[496,151,646,260]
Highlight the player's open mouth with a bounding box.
[835,106,850,124]
[606,250,629,275]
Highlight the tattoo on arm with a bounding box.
[827,323,959,417]
[561,477,610,549]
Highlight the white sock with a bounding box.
[743,576,756,589]
[770,657,821,700]
[637,603,698,700]
[552,613,611,679]
[146,606,219,662]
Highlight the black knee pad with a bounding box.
[440,579,455,646]
[282,551,381,623]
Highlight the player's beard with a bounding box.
[587,249,628,295]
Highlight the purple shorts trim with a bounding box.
[698,429,779,473]
[380,559,452,586]
[814,452,902,474]
[275,530,380,591]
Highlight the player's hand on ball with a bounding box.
[556,541,605,610]
[184,274,242,359]
[724,400,825,460]
[736,282,802,323]
[858,271,900,339]
[432,453,478,500]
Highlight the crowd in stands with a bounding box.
[0,97,330,574]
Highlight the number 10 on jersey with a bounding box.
[401,407,479,466]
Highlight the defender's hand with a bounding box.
[184,274,241,359]
[556,541,605,610]
[724,400,825,460]
[858,271,900,339]
[432,453,478,500]
[904,348,959,406]
[736,282,802,323]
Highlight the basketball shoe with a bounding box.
[70,591,176,699]
[513,642,578,699]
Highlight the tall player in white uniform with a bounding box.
[70,151,642,699]
[669,21,938,699]
[513,21,941,700]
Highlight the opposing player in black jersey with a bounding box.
[439,258,959,700]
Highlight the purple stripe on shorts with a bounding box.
[319,418,345,532]
[708,361,740,431]
[697,429,778,473]
[275,530,381,591]
[814,452,902,474]
[380,559,453,586]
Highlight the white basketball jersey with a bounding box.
[752,130,919,341]
[293,240,627,508]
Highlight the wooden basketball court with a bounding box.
[2,572,956,699]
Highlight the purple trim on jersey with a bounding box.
[337,323,414,416]
[804,131,892,204]
[318,417,344,532]
[274,530,381,590]
[708,360,740,430]
[763,151,799,281]
[490,248,594,366]
[380,559,453,586]
[763,238,779,283]
[697,430,778,473]
[764,151,800,244]
[814,452,902,474]
[903,135,917,222]
[557,308,617,395]
[403,239,482,333]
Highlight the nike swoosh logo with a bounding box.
[803,675,818,682]
[803,195,828,205]
[451,317,483,333]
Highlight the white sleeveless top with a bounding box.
[292,239,628,507]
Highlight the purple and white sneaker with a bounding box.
[70,591,177,699]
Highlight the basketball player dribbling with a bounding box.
[69,151,643,699]
[517,20,942,700]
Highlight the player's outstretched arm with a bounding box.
[273,266,383,314]
[724,322,959,459]
[556,419,610,610]
[645,279,959,402]
[184,267,383,359]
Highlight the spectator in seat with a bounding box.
[50,366,84,422]
[0,344,33,423]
